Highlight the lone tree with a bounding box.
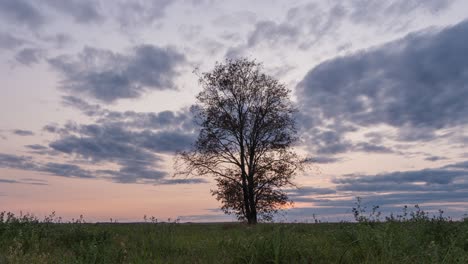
[176,58,303,224]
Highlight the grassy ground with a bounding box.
[1,211,467,263]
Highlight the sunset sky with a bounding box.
[1,0,467,222]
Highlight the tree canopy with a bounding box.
[176,58,304,224]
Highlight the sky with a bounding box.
[0,0,467,222]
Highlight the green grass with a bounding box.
[1,210,467,263]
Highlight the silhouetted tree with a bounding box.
[176,58,303,224]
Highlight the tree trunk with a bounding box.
[247,174,257,224]
[241,175,251,223]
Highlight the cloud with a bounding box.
[99,164,166,183]
[0,32,26,50]
[248,20,300,47]
[288,186,336,196]
[39,33,73,49]
[302,129,353,155]
[134,130,195,154]
[42,162,95,178]
[0,177,47,186]
[287,160,468,218]
[49,123,194,161]
[114,0,173,29]
[15,48,45,65]
[49,131,157,165]
[44,0,104,24]
[212,11,256,29]
[0,152,94,179]
[61,95,196,131]
[49,45,185,103]
[245,3,347,50]
[300,126,395,155]
[19,178,48,185]
[160,178,208,185]
[297,19,468,146]
[425,155,447,162]
[0,0,44,29]
[444,161,468,169]
[353,142,395,154]
[12,129,34,136]
[43,100,199,184]
[306,156,341,164]
[0,149,204,184]
[0,153,39,171]
[245,0,454,51]
[24,144,58,156]
[333,161,468,191]
[335,169,464,186]
[0,178,20,184]
[25,144,48,150]
[349,0,455,26]
[61,96,102,117]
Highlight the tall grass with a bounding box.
[0,204,467,263]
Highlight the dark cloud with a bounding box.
[44,0,104,24]
[301,128,394,155]
[49,123,194,161]
[349,0,455,26]
[115,0,173,29]
[0,153,93,179]
[303,129,354,155]
[42,162,95,178]
[18,178,48,185]
[0,32,26,50]
[0,178,20,184]
[280,160,468,218]
[334,168,465,186]
[363,132,384,144]
[244,2,347,50]
[354,142,395,154]
[61,95,196,131]
[41,33,73,49]
[444,161,468,169]
[49,132,156,165]
[425,155,447,162]
[240,0,456,54]
[15,48,44,65]
[248,21,300,47]
[309,191,468,214]
[212,11,256,29]
[13,129,34,136]
[24,144,58,156]
[0,177,47,185]
[224,46,247,60]
[0,0,44,29]
[43,123,74,135]
[288,186,336,196]
[179,24,203,41]
[0,149,203,185]
[0,153,39,171]
[25,144,48,150]
[160,178,208,185]
[135,130,195,154]
[49,96,197,183]
[45,101,198,184]
[61,96,103,117]
[297,19,468,147]
[49,45,185,103]
[99,165,166,183]
[306,156,341,164]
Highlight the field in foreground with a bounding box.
[1,212,468,264]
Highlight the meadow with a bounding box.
[1,207,467,264]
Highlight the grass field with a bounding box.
[1,209,468,264]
